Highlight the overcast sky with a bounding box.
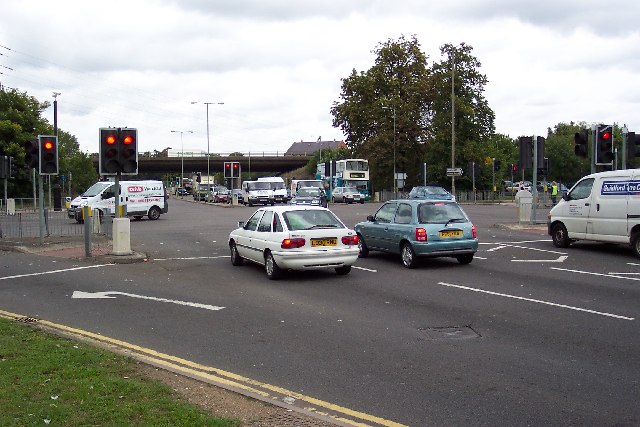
[1,0,639,156]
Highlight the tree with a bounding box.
[331,35,432,190]
[427,43,496,189]
[544,122,592,184]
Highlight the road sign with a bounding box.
[446,168,463,177]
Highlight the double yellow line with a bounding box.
[0,309,406,427]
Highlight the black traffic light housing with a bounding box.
[574,130,588,158]
[493,158,501,172]
[224,162,232,178]
[627,132,640,159]
[536,136,545,169]
[99,127,138,175]
[38,135,58,175]
[25,139,39,170]
[232,162,240,178]
[595,124,614,164]
[518,136,532,170]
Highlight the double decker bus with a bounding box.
[335,159,370,200]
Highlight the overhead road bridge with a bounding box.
[91,153,313,175]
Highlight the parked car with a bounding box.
[206,186,229,203]
[176,188,188,197]
[331,187,364,204]
[354,199,478,268]
[193,186,210,201]
[228,206,359,279]
[290,187,328,208]
[408,185,455,201]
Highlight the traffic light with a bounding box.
[24,139,39,170]
[627,132,640,158]
[518,136,532,170]
[99,127,138,175]
[119,128,138,174]
[232,162,240,178]
[596,124,613,164]
[574,130,588,158]
[536,136,545,169]
[224,161,232,178]
[512,163,518,173]
[493,158,501,172]
[38,135,58,175]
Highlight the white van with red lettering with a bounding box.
[68,180,168,222]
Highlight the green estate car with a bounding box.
[354,199,478,268]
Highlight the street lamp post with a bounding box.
[191,101,224,187]
[170,130,193,195]
[382,106,397,199]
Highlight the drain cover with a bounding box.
[420,326,480,340]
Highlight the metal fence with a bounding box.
[0,208,108,239]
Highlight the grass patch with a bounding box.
[0,317,239,427]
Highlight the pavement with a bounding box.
[0,234,147,263]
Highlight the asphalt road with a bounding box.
[0,199,638,426]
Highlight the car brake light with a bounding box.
[416,228,427,241]
[281,238,306,249]
[472,225,477,239]
[341,235,359,246]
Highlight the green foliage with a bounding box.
[304,147,352,175]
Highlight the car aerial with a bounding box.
[354,199,478,268]
[331,186,365,204]
[290,187,328,208]
[228,205,359,279]
[408,184,455,201]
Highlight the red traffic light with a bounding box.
[602,131,612,140]
[123,135,134,145]
[106,135,116,145]
[43,140,55,150]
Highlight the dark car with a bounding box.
[227,189,244,204]
[290,187,328,208]
[354,199,477,268]
[408,185,455,201]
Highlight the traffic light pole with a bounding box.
[38,173,45,245]
[531,135,538,224]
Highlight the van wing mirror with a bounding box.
[238,220,245,228]
[562,192,570,201]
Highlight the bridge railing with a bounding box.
[139,151,309,159]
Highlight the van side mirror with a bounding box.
[562,192,569,201]
[238,220,245,228]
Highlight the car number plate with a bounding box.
[439,230,462,238]
[311,238,337,247]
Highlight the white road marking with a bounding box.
[72,291,225,311]
[512,255,568,263]
[438,282,634,321]
[154,256,230,261]
[627,263,640,267]
[479,239,552,245]
[0,264,114,281]
[352,266,377,272]
[486,245,507,252]
[551,267,640,282]
[474,256,487,260]
[608,272,640,276]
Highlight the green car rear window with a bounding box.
[418,202,467,224]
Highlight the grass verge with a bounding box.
[0,317,240,427]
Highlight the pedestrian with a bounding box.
[551,181,558,204]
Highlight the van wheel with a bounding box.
[551,223,570,248]
[632,233,640,259]
[148,206,161,220]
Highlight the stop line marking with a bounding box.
[438,281,634,321]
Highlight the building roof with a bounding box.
[285,139,346,156]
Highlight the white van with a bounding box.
[241,180,274,206]
[68,180,168,222]
[548,169,640,257]
[257,177,289,203]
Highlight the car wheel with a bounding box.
[360,200,365,204]
[456,254,474,265]
[632,233,640,259]
[551,223,570,248]
[357,234,369,258]
[148,206,161,220]
[331,197,335,203]
[401,242,417,268]
[265,251,282,280]
[230,241,244,266]
[335,265,351,275]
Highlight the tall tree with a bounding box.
[428,43,495,189]
[331,35,432,191]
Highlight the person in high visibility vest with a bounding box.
[551,181,558,204]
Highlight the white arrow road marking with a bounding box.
[485,245,508,252]
[72,291,225,311]
[551,267,640,282]
[512,255,568,263]
[0,264,114,281]
[438,282,634,321]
